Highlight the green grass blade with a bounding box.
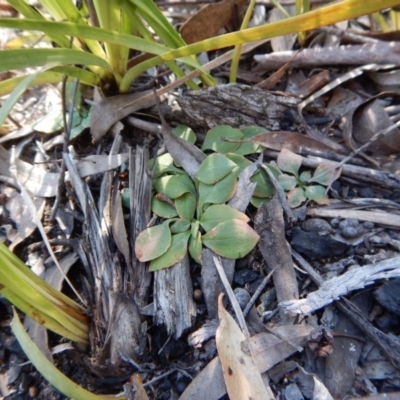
[1,287,87,343]
[0,68,99,97]
[230,0,257,83]
[121,0,400,89]
[0,48,111,73]
[0,18,170,58]
[11,310,109,399]
[129,0,215,87]
[0,72,39,127]
[92,0,133,78]
[37,0,106,58]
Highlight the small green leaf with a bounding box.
[151,196,178,218]
[175,192,196,221]
[196,153,238,184]
[251,169,274,198]
[202,219,259,259]
[201,125,243,153]
[299,170,312,183]
[225,153,252,173]
[198,172,238,209]
[173,124,196,144]
[135,220,172,262]
[305,185,329,205]
[153,174,196,199]
[277,148,302,177]
[236,126,266,155]
[287,187,306,208]
[311,163,341,186]
[149,231,190,271]
[170,219,191,233]
[200,204,249,232]
[150,153,184,178]
[191,220,200,238]
[188,231,202,264]
[278,174,298,190]
[250,196,270,208]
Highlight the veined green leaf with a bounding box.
[153,174,196,199]
[202,219,259,259]
[236,126,265,155]
[150,153,184,179]
[149,231,190,271]
[200,204,249,232]
[11,310,108,400]
[198,172,238,209]
[278,174,298,191]
[305,185,329,205]
[201,126,243,154]
[175,192,196,221]
[189,231,202,264]
[0,48,111,73]
[287,187,306,208]
[196,153,238,185]
[174,124,197,144]
[135,220,172,262]
[277,148,302,177]
[151,196,178,218]
[310,163,342,186]
[170,219,191,234]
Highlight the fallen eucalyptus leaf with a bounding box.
[216,294,272,400]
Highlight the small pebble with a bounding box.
[234,288,250,310]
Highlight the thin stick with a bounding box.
[243,268,275,318]
[213,256,250,338]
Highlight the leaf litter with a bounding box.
[3,2,400,400]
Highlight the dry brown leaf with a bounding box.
[342,94,400,156]
[159,111,205,179]
[0,146,59,197]
[90,90,155,141]
[75,153,129,178]
[215,294,273,400]
[179,0,247,44]
[246,130,345,154]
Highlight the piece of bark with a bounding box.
[153,254,196,339]
[175,84,300,130]
[201,248,235,320]
[254,197,299,324]
[280,256,400,315]
[254,42,400,71]
[128,146,152,307]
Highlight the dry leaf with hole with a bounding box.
[216,294,273,400]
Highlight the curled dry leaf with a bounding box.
[342,94,400,156]
[216,293,273,400]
